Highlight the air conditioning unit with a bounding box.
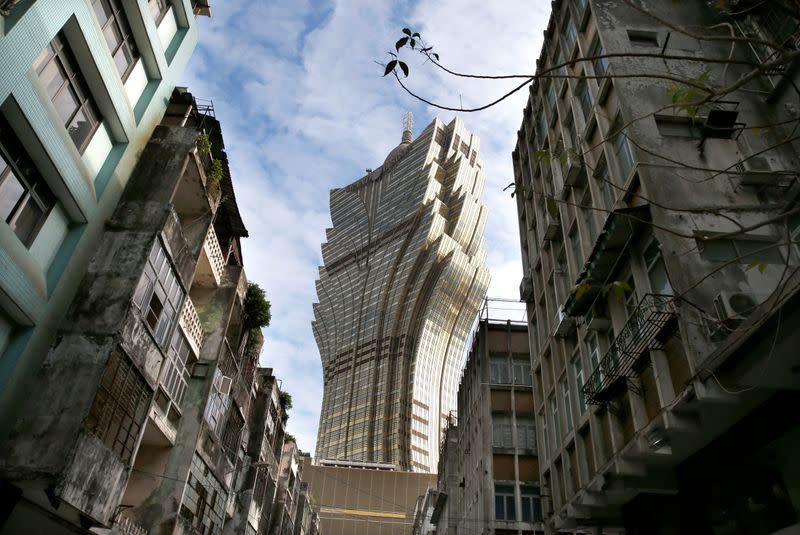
[712,291,757,330]
[562,152,585,187]
[737,155,773,185]
[553,306,576,338]
[520,276,534,302]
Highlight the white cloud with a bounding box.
[183,0,548,455]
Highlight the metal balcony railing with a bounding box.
[582,294,678,405]
[180,296,204,356]
[110,517,147,535]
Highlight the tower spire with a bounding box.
[402,112,413,144]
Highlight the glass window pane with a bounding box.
[33,46,55,74]
[93,0,112,26]
[113,45,134,76]
[54,86,79,124]
[103,21,123,52]
[40,60,67,100]
[13,196,44,244]
[67,108,94,147]
[0,171,25,221]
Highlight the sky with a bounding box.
[181,0,549,454]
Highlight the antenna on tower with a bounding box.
[402,112,414,143]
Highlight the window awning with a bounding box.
[563,205,651,317]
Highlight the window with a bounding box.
[205,369,231,436]
[700,238,785,266]
[550,396,560,450]
[594,156,615,210]
[133,239,185,347]
[181,453,226,535]
[573,357,587,414]
[546,83,557,113]
[564,10,578,52]
[160,329,192,407]
[34,33,100,152]
[643,238,672,295]
[581,189,597,243]
[561,376,573,433]
[589,37,608,77]
[493,415,513,448]
[518,417,537,450]
[512,357,532,385]
[520,486,543,523]
[85,351,151,463]
[490,354,511,384]
[627,29,659,47]
[575,79,593,123]
[0,113,55,247]
[495,485,516,521]
[588,332,601,374]
[569,227,582,276]
[610,116,634,181]
[539,410,549,462]
[148,0,170,24]
[92,0,140,80]
[221,404,244,457]
[537,111,548,144]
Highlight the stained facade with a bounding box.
[313,116,491,472]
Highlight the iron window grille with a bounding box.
[33,33,101,153]
[221,405,245,459]
[180,453,226,535]
[91,0,141,81]
[85,351,151,463]
[0,113,55,247]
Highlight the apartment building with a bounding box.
[414,300,543,535]
[513,1,800,533]
[0,89,276,535]
[0,0,210,443]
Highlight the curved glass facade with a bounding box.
[313,117,490,472]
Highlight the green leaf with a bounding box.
[395,37,408,51]
[745,260,767,273]
[560,150,569,165]
[410,38,416,49]
[412,32,421,38]
[432,53,440,61]
[604,280,632,301]
[398,61,409,77]
[546,196,559,219]
[534,149,552,164]
[383,60,397,76]
[402,28,411,35]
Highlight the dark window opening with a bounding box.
[627,29,659,46]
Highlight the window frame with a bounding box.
[0,113,56,247]
[148,0,171,25]
[610,115,635,183]
[34,33,101,154]
[494,484,517,521]
[92,0,141,81]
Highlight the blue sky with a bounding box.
[181,0,549,454]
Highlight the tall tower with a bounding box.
[313,116,490,472]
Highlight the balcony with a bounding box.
[561,151,585,187]
[553,306,576,338]
[195,224,226,286]
[582,294,678,405]
[180,296,205,356]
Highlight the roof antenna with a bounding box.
[402,112,414,144]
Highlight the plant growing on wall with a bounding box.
[208,159,224,185]
[279,391,293,411]
[196,133,211,155]
[244,282,272,329]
